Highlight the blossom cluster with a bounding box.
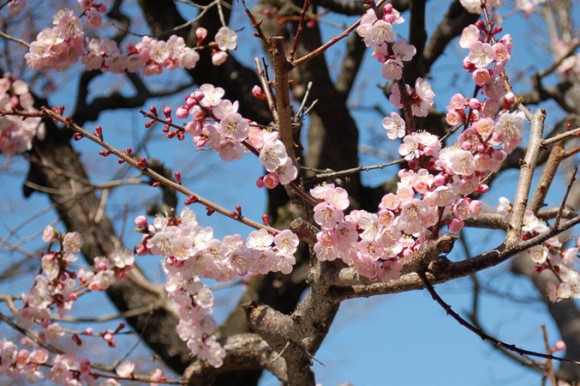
[158,83,297,188]
[0,228,138,384]
[356,5,434,118]
[134,207,299,367]
[0,340,164,386]
[498,198,580,301]
[311,9,535,283]
[25,5,238,74]
[0,75,45,155]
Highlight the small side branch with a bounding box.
[418,271,580,366]
[507,109,546,244]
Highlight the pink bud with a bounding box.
[263,173,279,189]
[135,242,146,255]
[468,200,482,217]
[450,93,465,109]
[212,51,228,66]
[468,98,482,110]
[475,183,489,193]
[252,85,266,100]
[196,27,208,42]
[472,69,490,86]
[256,176,265,188]
[503,92,516,109]
[134,216,148,228]
[463,58,476,72]
[449,218,464,233]
[192,90,204,102]
[176,106,189,119]
[433,174,446,187]
[460,141,472,151]
[552,340,567,352]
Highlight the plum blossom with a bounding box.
[215,26,238,51]
[0,76,45,155]
[459,24,481,49]
[25,9,84,71]
[467,41,496,68]
[398,131,441,160]
[259,135,288,172]
[382,112,406,139]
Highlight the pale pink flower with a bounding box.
[110,248,135,269]
[259,137,288,172]
[490,111,525,151]
[215,26,238,51]
[380,260,402,282]
[179,48,200,69]
[63,232,83,254]
[313,202,344,229]
[439,147,475,176]
[219,113,248,141]
[410,78,435,117]
[382,112,406,139]
[274,230,299,255]
[398,199,427,234]
[277,158,298,185]
[212,51,228,66]
[392,39,416,61]
[467,41,496,68]
[198,84,225,108]
[527,245,549,264]
[42,225,56,242]
[381,58,403,80]
[459,25,480,49]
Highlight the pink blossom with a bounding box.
[215,26,238,51]
[212,51,228,66]
[276,158,298,185]
[410,78,435,117]
[198,84,225,108]
[459,25,480,49]
[262,172,279,189]
[219,113,248,141]
[381,58,403,80]
[259,137,288,172]
[382,112,406,139]
[313,202,344,229]
[467,41,496,68]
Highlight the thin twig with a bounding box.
[541,127,580,147]
[287,0,310,62]
[0,30,30,48]
[307,157,405,181]
[553,165,577,230]
[541,325,558,386]
[0,108,280,234]
[418,271,580,366]
[254,57,279,123]
[240,0,270,46]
